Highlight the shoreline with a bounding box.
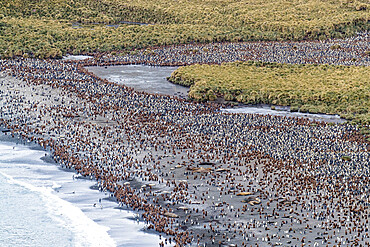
[0,132,165,247]
[0,138,116,247]
[0,55,369,247]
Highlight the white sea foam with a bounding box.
[0,171,116,247]
[0,140,165,247]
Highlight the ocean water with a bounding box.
[0,172,74,247]
[0,137,163,247]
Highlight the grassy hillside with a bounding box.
[169,61,370,125]
[0,0,369,58]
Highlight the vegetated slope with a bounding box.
[169,61,370,125]
[0,0,369,58]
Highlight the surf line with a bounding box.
[0,170,116,247]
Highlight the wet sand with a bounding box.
[0,132,167,247]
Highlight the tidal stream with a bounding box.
[86,64,345,123]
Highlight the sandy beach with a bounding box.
[0,133,167,247]
[0,44,369,247]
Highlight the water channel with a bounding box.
[86,64,346,124]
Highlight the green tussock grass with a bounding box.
[0,0,369,58]
[169,61,370,125]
